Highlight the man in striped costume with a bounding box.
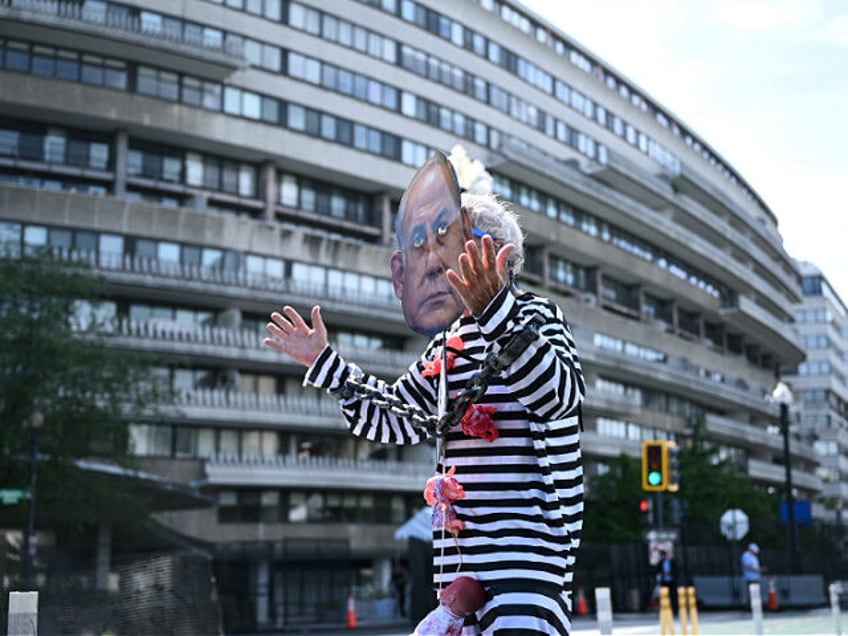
[265,153,585,635]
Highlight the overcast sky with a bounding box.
[520,0,848,303]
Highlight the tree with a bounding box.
[0,254,175,530]
[677,416,782,547]
[582,454,647,543]
[582,417,782,547]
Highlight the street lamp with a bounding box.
[22,409,43,590]
[771,381,799,574]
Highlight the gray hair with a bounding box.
[462,192,525,275]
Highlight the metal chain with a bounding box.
[331,312,544,437]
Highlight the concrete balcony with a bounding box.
[203,453,434,493]
[112,318,412,377]
[705,414,820,465]
[0,0,245,80]
[720,295,805,364]
[576,330,775,418]
[747,457,822,495]
[168,389,344,430]
[583,145,673,210]
[83,250,408,336]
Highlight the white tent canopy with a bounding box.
[394,507,432,541]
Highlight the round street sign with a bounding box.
[720,508,749,541]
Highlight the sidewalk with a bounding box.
[571,608,841,635]
[278,608,842,636]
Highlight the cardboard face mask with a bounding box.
[390,152,470,336]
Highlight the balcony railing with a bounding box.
[115,318,414,375]
[51,248,400,314]
[1,0,245,59]
[204,452,434,492]
[176,389,340,418]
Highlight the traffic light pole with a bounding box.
[655,491,664,530]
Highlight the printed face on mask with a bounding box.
[391,153,470,336]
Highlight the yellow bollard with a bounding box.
[687,586,699,636]
[659,586,675,636]
[677,587,688,635]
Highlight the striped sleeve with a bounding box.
[476,285,585,421]
[303,343,438,445]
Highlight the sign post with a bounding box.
[720,508,749,608]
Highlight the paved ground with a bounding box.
[571,608,842,635]
[288,608,844,636]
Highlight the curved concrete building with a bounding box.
[0,0,818,630]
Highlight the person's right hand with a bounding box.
[264,305,327,367]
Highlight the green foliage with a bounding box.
[0,254,174,527]
[583,454,647,543]
[679,416,781,547]
[583,416,782,547]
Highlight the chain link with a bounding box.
[331,313,544,437]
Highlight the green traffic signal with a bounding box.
[642,441,667,491]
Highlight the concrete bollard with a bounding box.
[830,582,843,636]
[749,582,763,636]
[7,591,38,636]
[594,586,613,636]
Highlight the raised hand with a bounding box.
[446,234,515,317]
[264,305,327,367]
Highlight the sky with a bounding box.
[520,0,848,303]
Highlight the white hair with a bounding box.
[462,192,525,275]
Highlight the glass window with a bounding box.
[196,428,216,457]
[261,96,279,124]
[183,77,201,106]
[81,54,104,85]
[43,129,66,163]
[128,424,172,456]
[89,142,109,170]
[320,114,336,140]
[5,41,30,73]
[32,45,56,77]
[265,0,281,21]
[239,164,256,197]
[186,154,203,187]
[202,248,223,270]
[262,45,281,72]
[159,71,179,101]
[287,104,305,130]
[222,161,239,193]
[223,86,241,114]
[56,50,80,81]
[219,430,239,455]
[280,174,298,206]
[244,39,262,67]
[93,58,127,89]
[243,91,261,119]
[162,155,182,182]
[137,66,158,96]
[202,81,222,111]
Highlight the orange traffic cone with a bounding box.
[767,577,779,611]
[576,586,589,616]
[346,592,357,629]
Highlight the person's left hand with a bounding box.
[446,235,515,317]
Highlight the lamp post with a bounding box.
[771,381,799,574]
[22,409,43,590]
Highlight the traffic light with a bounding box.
[639,497,653,526]
[666,442,681,493]
[642,440,667,491]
